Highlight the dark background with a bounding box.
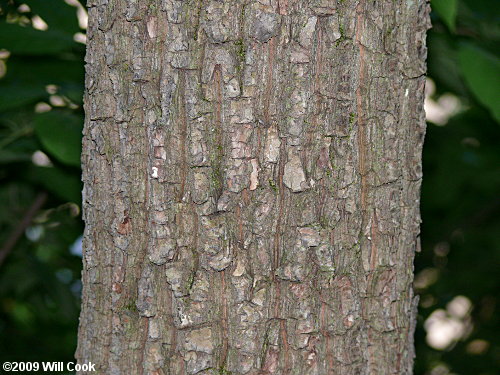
[0,0,498,374]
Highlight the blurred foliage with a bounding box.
[416,0,499,374]
[0,0,498,374]
[0,0,85,367]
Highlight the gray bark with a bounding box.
[77,0,430,374]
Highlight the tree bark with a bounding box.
[77,0,429,374]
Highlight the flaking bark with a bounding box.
[77,0,430,374]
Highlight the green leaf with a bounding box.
[427,33,467,96]
[432,0,457,32]
[0,21,74,55]
[0,57,84,110]
[0,82,47,111]
[0,149,32,163]
[458,43,500,122]
[58,83,84,104]
[4,57,84,85]
[28,166,82,203]
[24,0,80,34]
[34,111,82,166]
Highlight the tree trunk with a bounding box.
[77,0,429,374]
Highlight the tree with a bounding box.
[77,0,430,373]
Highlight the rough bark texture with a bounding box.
[77,0,430,374]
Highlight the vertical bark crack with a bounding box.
[178,70,188,203]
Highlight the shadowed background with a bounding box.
[0,0,498,374]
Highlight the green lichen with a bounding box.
[235,3,247,78]
[208,114,224,198]
[336,23,346,47]
[329,148,336,171]
[235,38,246,86]
[124,300,138,312]
[259,328,270,367]
[268,179,278,192]
[235,39,246,60]
[320,266,336,283]
[210,162,223,196]
[319,265,336,273]
[319,215,329,229]
[205,366,232,375]
[103,140,117,163]
[218,366,232,375]
[192,0,203,41]
[186,248,199,294]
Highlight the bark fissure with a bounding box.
[78,0,430,373]
[178,71,188,203]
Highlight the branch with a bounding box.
[0,191,48,267]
